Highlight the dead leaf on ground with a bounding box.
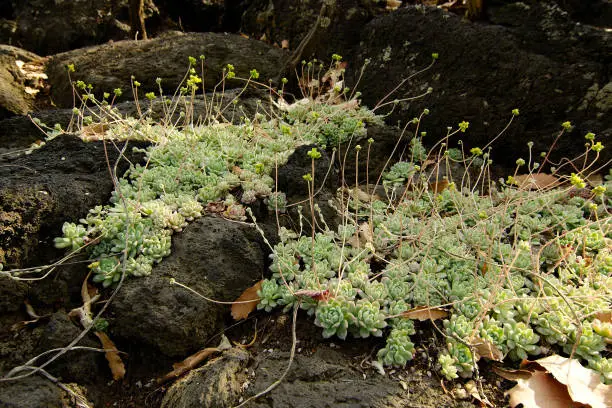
[94,331,125,381]
[465,380,493,407]
[294,289,331,302]
[159,347,220,383]
[471,338,504,362]
[514,174,562,190]
[231,280,263,320]
[492,365,534,381]
[585,173,603,187]
[523,355,612,408]
[400,306,448,321]
[593,310,611,323]
[507,370,576,408]
[429,178,450,193]
[347,221,374,250]
[80,123,109,141]
[386,0,402,11]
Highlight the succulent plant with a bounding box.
[257,279,282,312]
[377,328,415,367]
[54,222,87,251]
[351,299,387,338]
[314,298,354,340]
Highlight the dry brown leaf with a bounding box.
[293,289,331,302]
[514,174,561,190]
[492,365,534,381]
[80,123,109,141]
[94,331,125,381]
[471,338,504,362]
[386,0,402,11]
[231,280,263,320]
[593,310,611,323]
[159,347,220,383]
[525,355,612,408]
[347,222,373,249]
[400,306,448,321]
[506,371,576,408]
[429,178,449,193]
[465,380,493,407]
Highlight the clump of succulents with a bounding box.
[256,132,611,382]
[51,61,610,385]
[54,70,381,288]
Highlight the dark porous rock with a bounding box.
[488,0,612,32]
[241,0,384,66]
[10,0,130,56]
[0,135,147,269]
[347,6,611,171]
[0,109,75,156]
[244,346,474,408]
[0,274,28,313]
[0,376,66,408]
[155,0,234,33]
[337,123,408,186]
[32,311,102,384]
[109,216,267,358]
[45,32,288,109]
[276,144,340,234]
[0,45,43,120]
[161,347,251,408]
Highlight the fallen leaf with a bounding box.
[294,289,330,301]
[471,338,504,362]
[231,280,263,320]
[429,178,449,193]
[347,221,374,249]
[514,174,561,190]
[80,123,109,141]
[24,86,39,95]
[506,370,575,408]
[94,331,125,381]
[159,347,220,383]
[400,306,448,321]
[593,310,611,323]
[386,0,402,10]
[524,355,612,408]
[465,380,493,407]
[492,365,534,381]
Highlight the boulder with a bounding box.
[0,45,44,120]
[0,376,66,408]
[9,0,131,56]
[32,311,103,384]
[346,6,611,170]
[161,347,250,408]
[241,0,384,65]
[0,135,147,269]
[109,216,267,357]
[45,32,289,109]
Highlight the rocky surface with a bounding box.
[0,135,147,269]
[109,216,268,357]
[45,31,289,108]
[2,0,133,56]
[0,1,609,407]
[346,5,611,170]
[0,45,44,119]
